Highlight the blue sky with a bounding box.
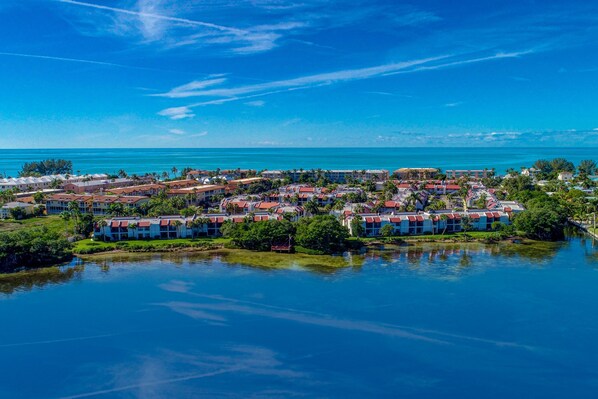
[0,0,597,148]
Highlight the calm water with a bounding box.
[1,147,596,177]
[1,238,597,398]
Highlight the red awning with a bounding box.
[373,217,381,223]
[485,212,494,218]
[138,221,150,227]
[470,214,480,219]
[120,221,128,228]
[416,215,424,222]
[365,217,374,223]
[447,214,455,219]
[110,221,120,228]
[492,212,501,218]
[389,217,401,223]
[407,215,416,222]
[159,220,169,226]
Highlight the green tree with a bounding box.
[578,159,597,175]
[295,215,349,254]
[380,224,395,237]
[513,208,566,240]
[350,215,365,237]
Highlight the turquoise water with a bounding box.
[1,147,595,177]
[1,237,597,398]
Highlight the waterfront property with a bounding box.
[45,194,149,216]
[260,169,389,183]
[0,173,108,192]
[94,213,282,240]
[393,167,439,180]
[344,209,512,237]
[445,169,490,179]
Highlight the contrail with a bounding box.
[0,51,125,67]
[58,0,246,34]
[59,366,246,398]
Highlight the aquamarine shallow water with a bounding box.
[0,147,595,177]
[1,237,597,398]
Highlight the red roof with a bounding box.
[110,221,120,228]
[470,214,480,219]
[373,217,381,223]
[299,187,315,193]
[159,220,169,226]
[365,217,373,223]
[408,215,416,222]
[232,217,245,223]
[485,212,494,218]
[120,221,128,228]
[445,184,460,190]
[389,217,402,223]
[504,207,512,212]
[492,212,501,218]
[256,201,279,210]
[254,215,269,222]
[210,217,224,223]
[138,221,150,227]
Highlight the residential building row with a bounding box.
[93,208,515,241]
[0,174,108,192]
[344,210,513,237]
[260,169,389,183]
[45,194,149,216]
[94,213,283,241]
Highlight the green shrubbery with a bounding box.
[0,228,72,272]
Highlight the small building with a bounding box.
[557,171,574,181]
[445,169,489,179]
[0,202,35,219]
[393,168,439,180]
[63,178,134,194]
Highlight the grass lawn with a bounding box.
[73,237,231,254]
[0,215,67,235]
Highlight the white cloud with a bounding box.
[444,101,463,107]
[158,106,195,120]
[169,128,185,135]
[155,55,449,99]
[189,131,208,137]
[245,100,265,107]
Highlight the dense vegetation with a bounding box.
[19,159,73,177]
[220,219,295,251]
[221,215,350,254]
[0,228,72,273]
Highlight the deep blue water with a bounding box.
[0,147,595,177]
[1,237,597,398]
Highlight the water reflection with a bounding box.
[1,238,593,295]
[0,264,84,295]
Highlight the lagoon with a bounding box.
[1,237,597,398]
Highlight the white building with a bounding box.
[0,174,108,192]
[0,202,35,219]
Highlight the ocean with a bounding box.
[0,147,595,177]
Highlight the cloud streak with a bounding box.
[58,0,244,34]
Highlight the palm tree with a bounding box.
[171,220,183,237]
[60,211,71,235]
[439,214,449,235]
[305,199,320,216]
[99,219,108,241]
